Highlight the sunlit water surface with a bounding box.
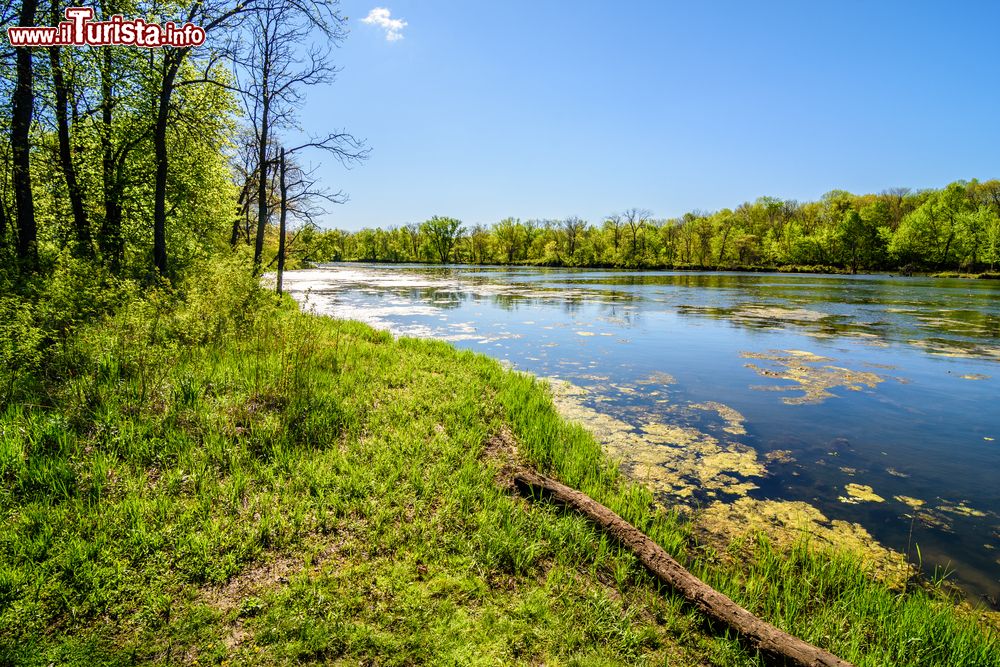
[284,264,1000,603]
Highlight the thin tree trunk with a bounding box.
[717,224,731,265]
[230,212,243,248]
[941,230,954,269]
[276,148,287,295]
[99,49,123,272]
[153,51,184,275]
[232,175,253,248]
[253,65,271,271]
[513,469,854,667]
[12,0,38,266]
[49,3,90,254]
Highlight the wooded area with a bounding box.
[0,0,364,283]
[317,184,1000,273]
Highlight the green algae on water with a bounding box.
[741,349,885,405]
[698,497,911,586]
[894,495,926,509]
[689,401,747,435]
[545,379,764,499]
[839,483,886,504]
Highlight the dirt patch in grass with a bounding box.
[200,555,303,614]
[483,426,520,491]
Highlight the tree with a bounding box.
[837,210,866,274]
[562,216,585,261]
[468,224,491,264]
[276,147,288,293]
[880,187,911,230]
[890,182,968,268]
[604,214,623,256]
[47,0,90,254]
[983,208,1000,271]
[623,208,651,262]
[421,216,463,263]
[151,0,260,275]
[714,212,735,265]
[11,0,38,265]
[494,217,521,263]
[229,0,366,272]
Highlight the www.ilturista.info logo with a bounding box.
[7,7,205,47]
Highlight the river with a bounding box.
[284,264,1000,604]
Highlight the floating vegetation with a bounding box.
[765,449,796,464]
[731,305,830,323]
[839,467,858,476]
[839,483,886,504]
[938,502,988,518]
[635,371,676,387]
[894,495,925,509]
[914,510,954,533]
[697,498,911,586]
[689,401,747,435]
[546,379,765,499]
[575,373,610,382]
[741,349,885,405]
[900,503,990,533]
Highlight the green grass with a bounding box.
[0,264,997,665]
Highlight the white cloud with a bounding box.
[361,7,407,42]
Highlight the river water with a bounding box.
[284,264,1000,604]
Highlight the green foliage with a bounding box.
[307,180,1000,273]
[421,216,464,263]
[0,18,241,280]
[0,297,43,405]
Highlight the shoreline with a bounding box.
[287,280,996,611]
[283,267,1000,605]
[319,259,1000,280]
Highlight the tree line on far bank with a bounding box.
[311,181,1000,273]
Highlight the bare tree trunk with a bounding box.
[12,0,38,266]
[514,469,854,667]
[232,174,253,248]
[253,66,271,271]
[276,148,287,294]
[49,2,90,255]
[230,211,243,248]
[99,48,124,272]
[153,52,184,275]
[717,222,731,265]
[941,229,954,269]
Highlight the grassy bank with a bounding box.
[1,260,997,665]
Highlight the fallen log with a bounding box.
[513,468,854,667]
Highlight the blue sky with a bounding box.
[293,1,1000,230]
